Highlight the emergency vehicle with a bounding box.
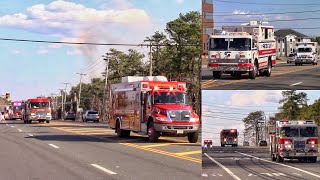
[10,101,23,120]
[269,120,318,163]
[203,139,213,150]
[108,76,200,143]
[22,98,52,124]
[295,42,319,66]
[207,21,276,79]
[220,129,238,147]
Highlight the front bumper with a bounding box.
[280,151,318,158]
[154,123,199,134]
[208,64,251,72]
[12,115,22,119]
[295,58,316,64]
[30,115,51,121]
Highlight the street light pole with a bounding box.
[102,53,112,122]
[76,73,86,112]
[59,89,64,119]
[62,82,71,113]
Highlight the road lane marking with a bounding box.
[121,143,201,163]
[48,144,60,149]
[28,134,33,137]
[18,129,22,132]
[175,150,202,156]
[91,164,117,175]
[10,126,14,128]
[141,143,192,148]
[201,173,208,177]
[290,82,303,86]
[204,153,241,180]
[237,152,320,178]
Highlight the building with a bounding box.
[275,29,310,57]
[202,0,214,55]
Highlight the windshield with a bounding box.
[280,127,299,137]
[221,130,237,137]
[209,38,251,51]
[13,106,22,110]
[300,127,318,137]
[297,48,312,53]
[153,92,189,105]
[30,102,50,108]
[88,111,98,114]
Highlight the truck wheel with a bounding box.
[46,120,50,123]
[276,155,284,162]
[265,60,272,77]
[148,122,160,142]
[212,72,221,79]
[249,62,257,79]
[221,144,225,147]
[187,131,199,143]
[271,153,276,161]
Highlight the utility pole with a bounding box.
[144,40,154,76]
[76,73,86,116]
[62,82,70,113]
[59,89,64,119]
[102,53,112,122]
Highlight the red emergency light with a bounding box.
[307,138,318,145]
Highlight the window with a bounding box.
[290,39,292,42]
[278,40,280,43]
[204,12,213,20]
[264,29,268,39]
[298,39,301,42]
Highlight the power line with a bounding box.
[0,37,200,47]
[213,0,320,6]
[211,9,320,16]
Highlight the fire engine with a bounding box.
[269,120,318,163]
[22,98,52,124]
[10,101,23,120]
[108,76,200,143]
[220,129,238,147]
[295,42,319,66]
[207,21,276,79]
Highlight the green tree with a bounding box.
[243,111,265,146]
[277,90,308,120]
[299,99,320,125]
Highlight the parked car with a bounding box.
[287,53,296,63]
[243,141,249,146]
[64,112,76,121]
[258,140,268,146]
[82,110,99,123]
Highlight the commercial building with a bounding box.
[202,0,214,55]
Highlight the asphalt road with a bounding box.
[202,62,320,90]
[202,146,320,180]
[0,119,201,180]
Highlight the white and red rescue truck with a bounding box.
[207,21,276,79]
[220,129,238,147]
[108,76,200,143]
[203,140,213,150]
[22,98,52,124]
[10,101,23,120]
[295,42,319,66]
[269,120,318,163]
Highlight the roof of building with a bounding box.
[275,29,309,38]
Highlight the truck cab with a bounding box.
[22,98,52,124]
[295,42,318,66]
[220,129,238,147]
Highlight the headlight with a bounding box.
[47,113,51,116]
[190,117,199,122]
[155,116,168,121]
[31,113,35,116]
[284,144,292,149]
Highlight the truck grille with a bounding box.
[294,141,305,150]
[168,110,191,121]
[35,111,46,118]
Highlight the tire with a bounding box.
[46,120,50,123]
[309,157,317,163]
[271,152,276,161]
[276,155,284,162]
[148,122,160,142]
[116,121,130,138]
[249,62,257,79]
[24,120,26,124]
[212,72,221,79]
[187,131,199,143]
[265,60,272,77]
[221,144,225,147]
[234,144,238,147]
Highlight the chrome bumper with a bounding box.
[30,115,51,121]
[208,64,251,72]
[280,152,318,158]
[295,59,316,64]
[154,124,199,134]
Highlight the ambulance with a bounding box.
[295,42,319,66]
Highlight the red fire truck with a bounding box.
[10,101,23,120]
[108,76,200,143]
[269,120,318,163]
[22,98,52,124]
[220,129,238,147]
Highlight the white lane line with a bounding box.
[18,129,22,132]
[10,126,14,128]
[91,164,117,175]
[290,82,303,86]
[237,152,320,178]
[204,153,241,180]
[28,134,34,137]
[48,144,60,149]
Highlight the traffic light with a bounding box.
[5,93,10,100]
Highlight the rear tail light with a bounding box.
[209,63,219,67]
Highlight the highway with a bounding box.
[0,119,201,180]
[202,62,320,90]
[202,146,320,180]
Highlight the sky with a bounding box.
[0,0,200,100]
[213,0,320,36]
[202,90,320,146]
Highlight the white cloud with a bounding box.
[66,49,82,55]
[37,46,49,54]
[226,90,282,107]
[12,49,21,54]
[175,0,184,4]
